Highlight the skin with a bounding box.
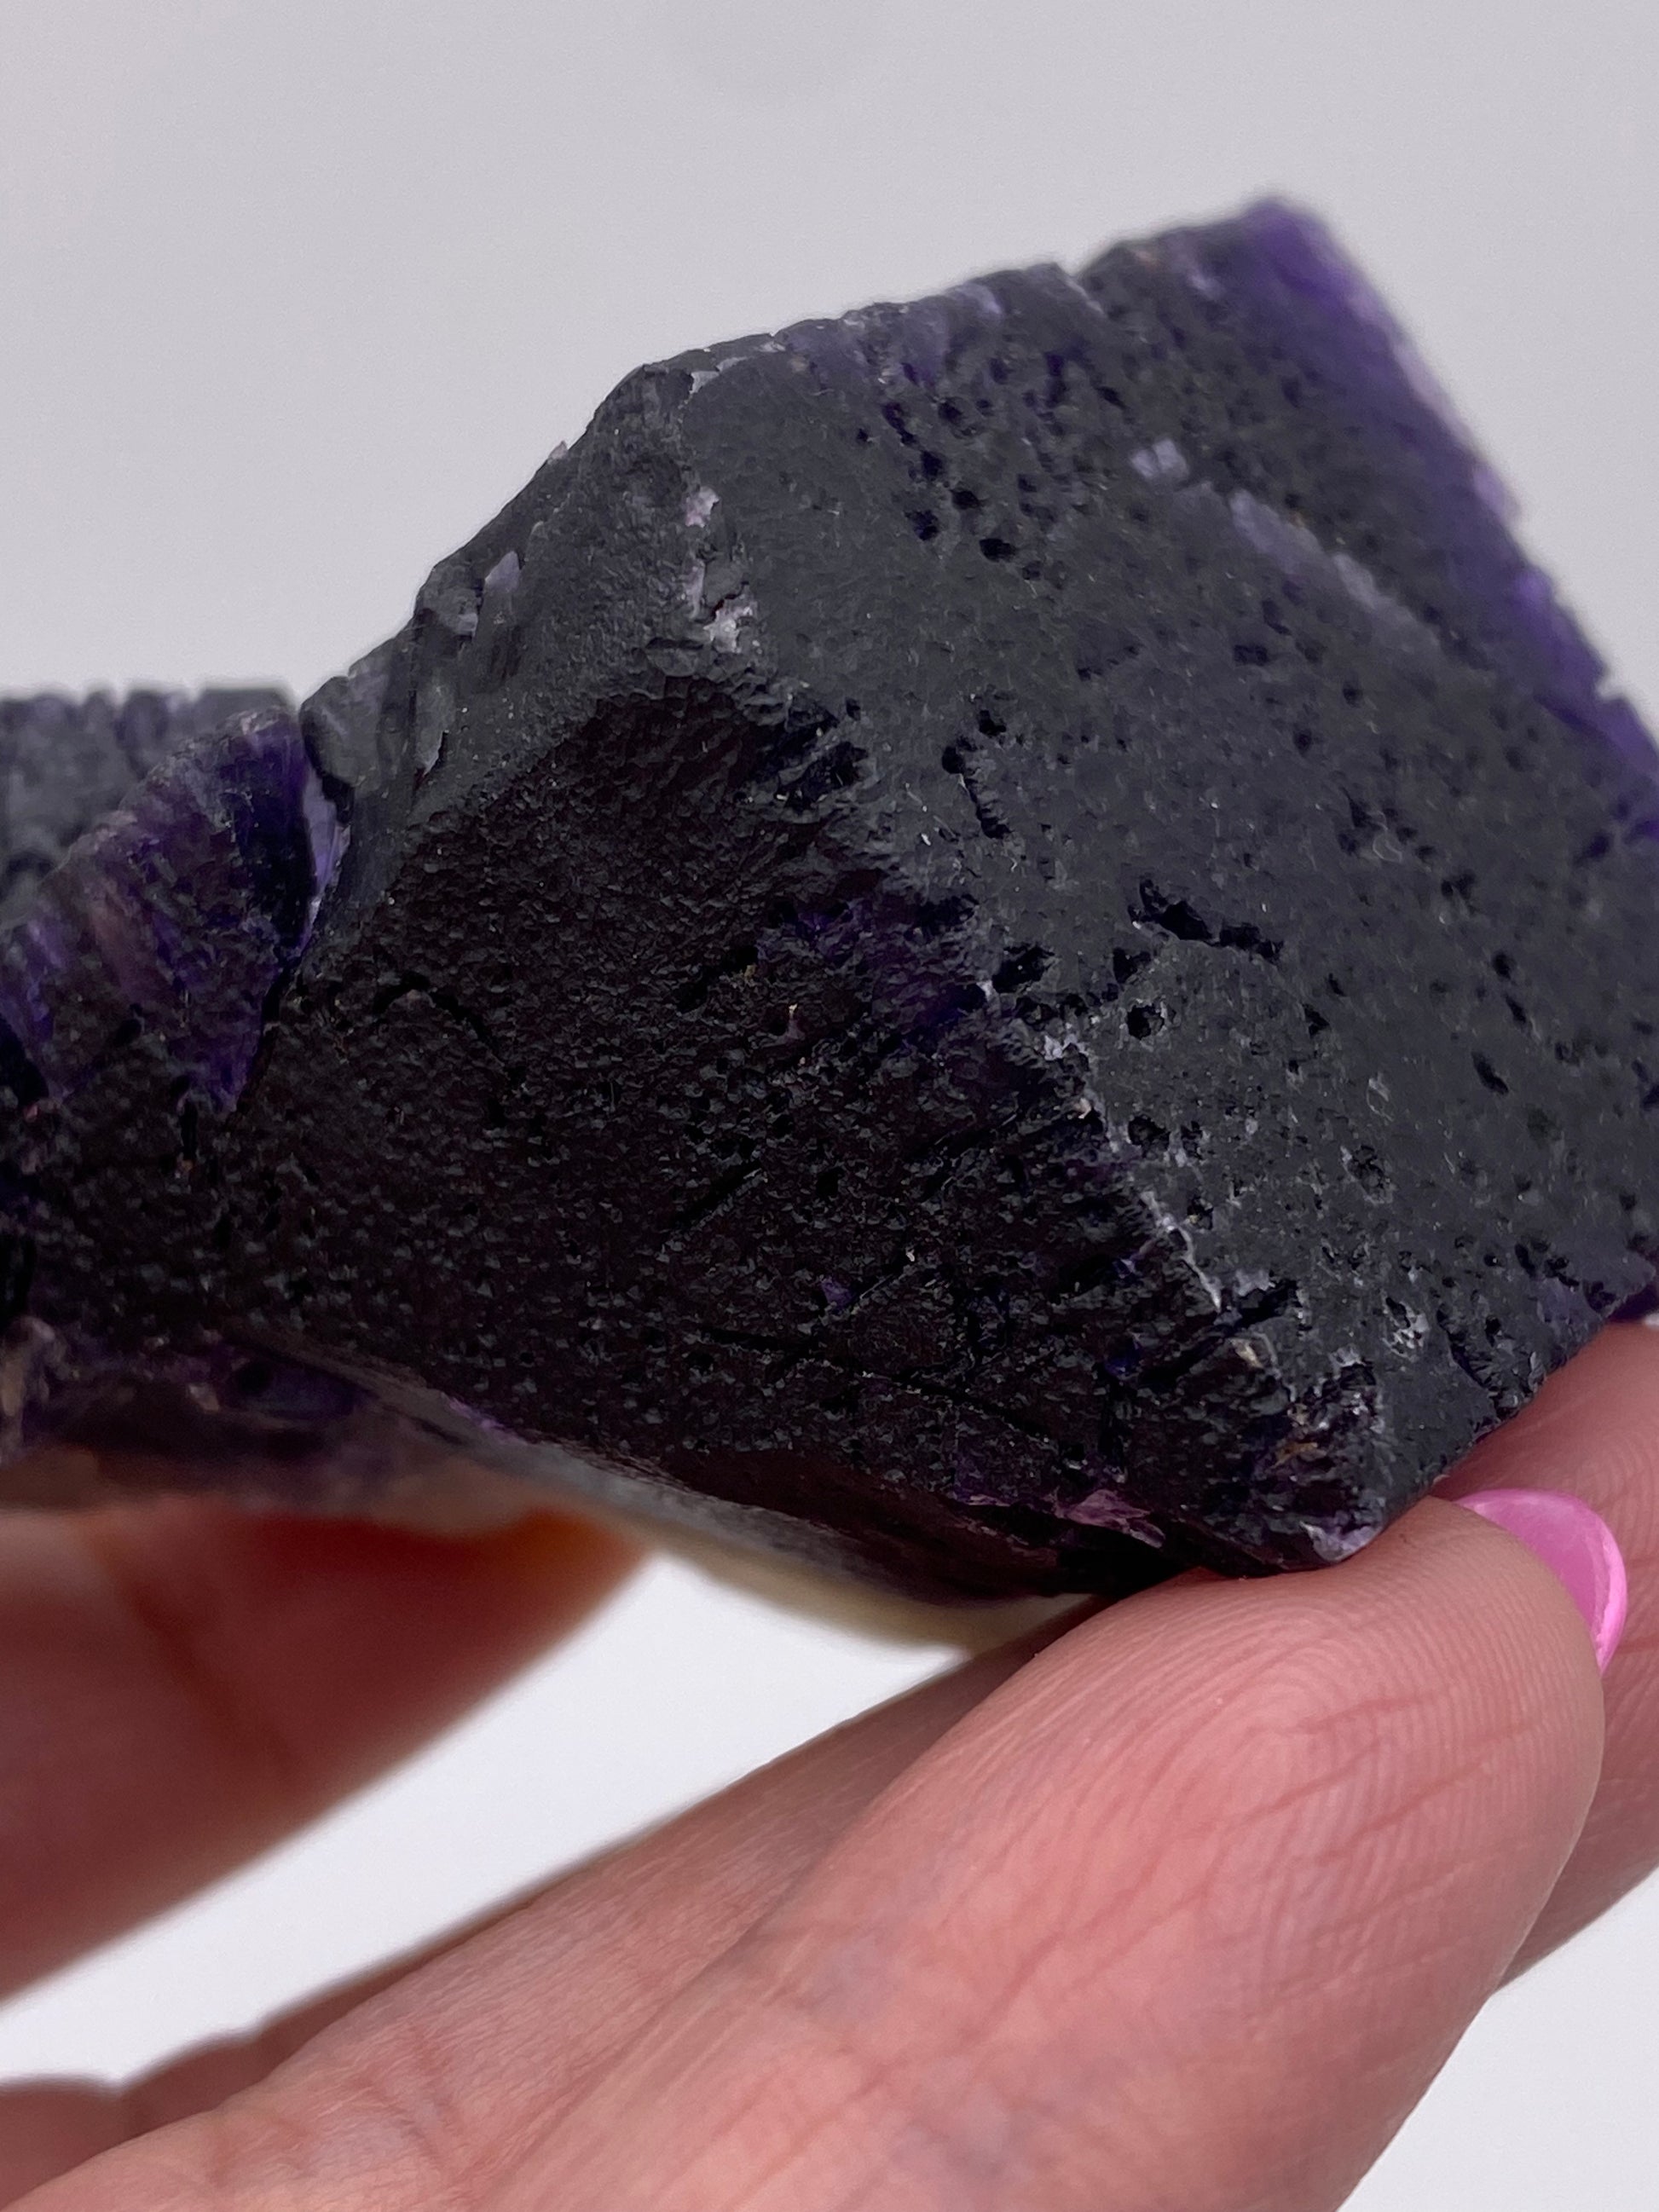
[0,1330,1655,2208]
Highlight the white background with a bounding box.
[3,3,1658,2203]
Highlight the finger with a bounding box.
[1434,1321,1659,1966]
[494,1500,1603,2212]
[0,1496,633,2003]
[29,1507,1602,2212]
[194,1317,1650,2209]
[0,1619,1053,2204]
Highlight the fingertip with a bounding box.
[246,1497,640,1603]
[475,1503,643,1586]
[122,1490,639,1622]
[1310,1496,1609,1760]
[71,1493,640,1829]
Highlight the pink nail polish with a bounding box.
[1454,1489,1628,1673]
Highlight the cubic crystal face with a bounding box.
[3,203,1656,1603]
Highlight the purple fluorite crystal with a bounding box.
[0,711,343,1109]
[2,203,1656,1603]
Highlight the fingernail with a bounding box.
[1454,1489,1628,1673]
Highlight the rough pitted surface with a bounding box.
[2,202,1656,1602]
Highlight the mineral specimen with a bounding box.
[3,200,1656,1603]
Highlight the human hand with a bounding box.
[0,1327,1655,2211]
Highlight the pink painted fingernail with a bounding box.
[1454,1489,1628,1673]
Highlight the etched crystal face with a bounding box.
[2,202,1656,1603]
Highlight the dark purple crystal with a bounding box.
[2,203,1656,1603]
[0,710,342,1109]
